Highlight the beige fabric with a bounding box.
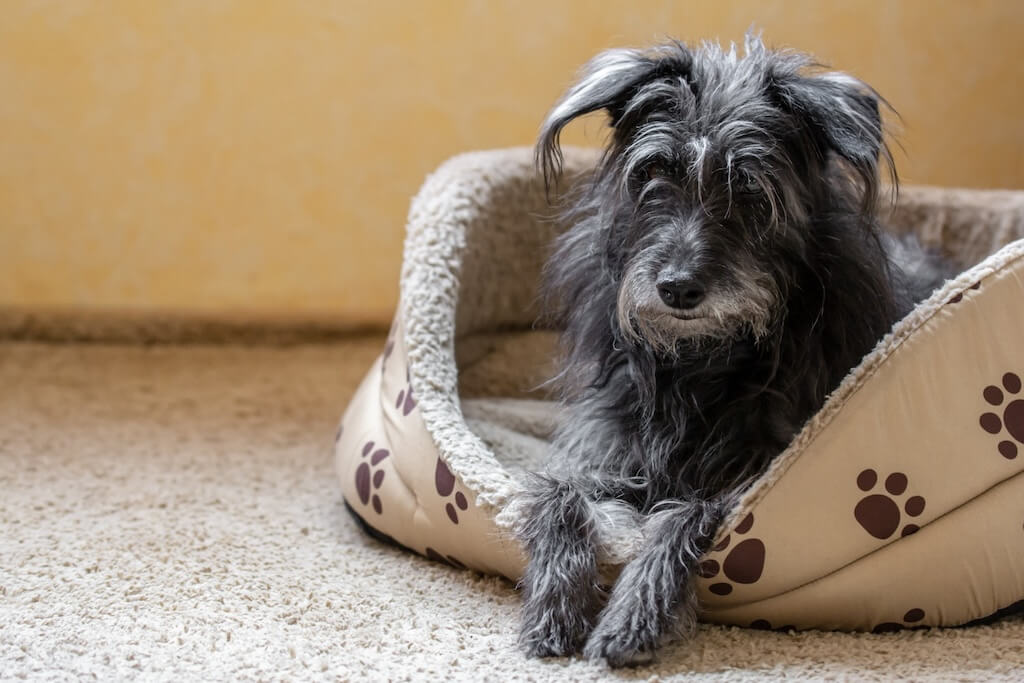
[697,247,1024,630]
[337,316,525,578]
[334,147,1024,631]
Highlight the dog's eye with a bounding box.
[646,163,668,182]
[737,172,760,196]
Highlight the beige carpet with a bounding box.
[2,338,1024,681]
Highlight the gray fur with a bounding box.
[516,34,955,667]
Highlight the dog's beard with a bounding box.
[616,255,781,355]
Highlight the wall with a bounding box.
[2,1,1021,324]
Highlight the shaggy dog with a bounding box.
[516,35,951,666]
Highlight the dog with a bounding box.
[516,34,953,667]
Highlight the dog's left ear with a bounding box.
[773,71,891,203]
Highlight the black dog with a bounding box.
[516,35,951,666]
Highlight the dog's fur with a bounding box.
[516,35,952,666]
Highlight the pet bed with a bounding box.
[335,147,1024,632]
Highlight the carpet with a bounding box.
[2,338,1023,681]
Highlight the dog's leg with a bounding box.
[517,473,605,657]
[583,499,722,666]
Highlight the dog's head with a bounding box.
[539,35,893,353]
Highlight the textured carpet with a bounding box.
[2,339,1024,681]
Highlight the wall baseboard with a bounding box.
[0,307,387,345]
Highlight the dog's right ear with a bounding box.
[537,48,666,190]
[772,70,895,210]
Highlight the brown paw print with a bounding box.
[872,607,926,633]
[980,372,1024,460]
[434,457,470,524]
[750,619,796,632]
[854,469,925,539]
[699,513,766,596]
[354,440,389,515]
[424,547,466,569]
[947,280,981,305]
[395,367,417,416]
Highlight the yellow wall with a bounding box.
[2,1,1022,324]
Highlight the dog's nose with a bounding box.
[657,278,706,310]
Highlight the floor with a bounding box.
[2,338,1023,681]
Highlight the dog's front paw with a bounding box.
[583,621,656,667]
[582,595,660,667]
[519,601,592,658]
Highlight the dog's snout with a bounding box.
[657,277,706,310]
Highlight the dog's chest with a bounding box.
[637,366,795,498]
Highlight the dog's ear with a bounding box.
[773,71,894,206]
[537,48,674,189]
[777,72,882,164]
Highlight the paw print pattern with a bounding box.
[872,607,927,633]
[700,513,766,596]
[434,457,470,524]
[395,367,417,416]
[980,372,1024,460]
[425,547,466,569]
[750,619,796,632]
[854,469,925,539]
[354,441,389,515]
[947,280,981,305]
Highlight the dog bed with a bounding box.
[335,147,1024,632]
